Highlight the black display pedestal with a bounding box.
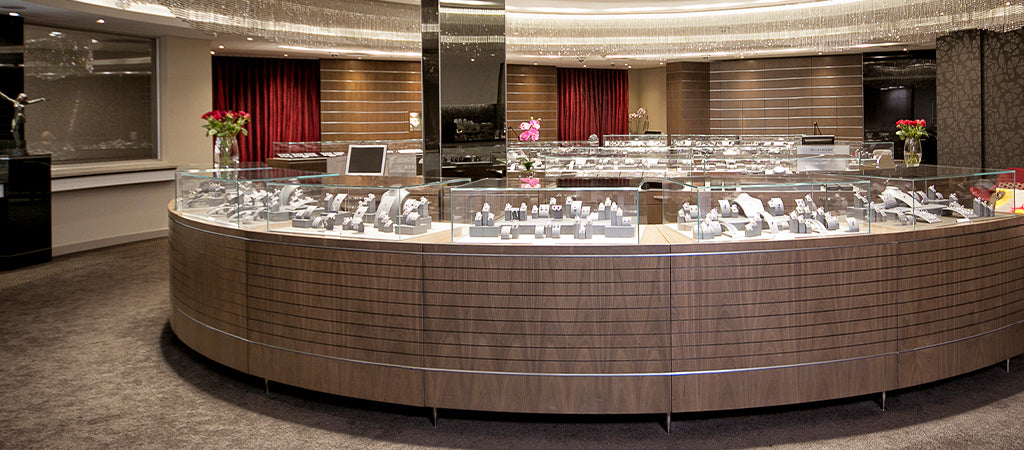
[0,151,52,270]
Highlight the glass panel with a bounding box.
[833,165,1015,230]
[602,134,668,147]
[661,175,871,241]
[174,167,336,228]
[263,176,470,240]
[450,177,642,244]
[23,25,156,163]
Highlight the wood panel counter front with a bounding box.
[168,209,1024,414]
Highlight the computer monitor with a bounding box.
[801,135,835,145]
[345,144,388,176]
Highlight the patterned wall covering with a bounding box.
[982,29,1024,169]
[666,62,710,134]
[937,29,1024,169]
[936,31,984,168]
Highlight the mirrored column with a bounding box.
[421,0,505,179]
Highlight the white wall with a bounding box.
[51,36,212,255]
[627,68,667,134]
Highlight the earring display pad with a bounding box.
[671,183,872,242]
[456,195,639,245]
[175,168,339,229]
[260,179,467,241]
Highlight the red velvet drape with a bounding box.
[212,56,320,163]
[557,68,629,142]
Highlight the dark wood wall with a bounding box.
[319,57,868,143]
[319,59,422,142]
[507,64,558,141]
[666,62,711,135]
[666,55,864,140]
[709,55,864,140]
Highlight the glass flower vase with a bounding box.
[903,137,922,167]
[213,135,240,169]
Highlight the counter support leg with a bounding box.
[879,391,886,411]
[1007,359,1011,373]
[264,378,270,396]
[664,412,672,434]
[431,407,438,427]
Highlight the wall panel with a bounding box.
[936,31,984,167]
[982,29,1024,169]
[666,62,711,134]
[320,59,422,141]
[709,55,864,140]
[507,64,558,141]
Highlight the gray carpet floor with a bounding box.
[2,238,1024,449]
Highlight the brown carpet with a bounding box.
[1,238,1023,449]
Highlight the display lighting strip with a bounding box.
[97,0,1024,61]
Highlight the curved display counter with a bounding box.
[168,205,1024,414]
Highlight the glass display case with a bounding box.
[694,152,862,175]
[537,146,694,178]
[272,139,423,159]
[450,178,642,244]
[661,175,871,241]
[263,176,470,240]
[854,141,897,169]
[507,141,599,174]
[603,134,669,147]
[669,134,741,147]
[832,165,1015,230]
[175,167,337,228]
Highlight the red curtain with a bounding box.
[212,56,320,163]
[557,68,629,142]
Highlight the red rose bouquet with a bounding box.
[202,110,251,138]
[895,119,928,141]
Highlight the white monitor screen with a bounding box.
[345,144,388,176]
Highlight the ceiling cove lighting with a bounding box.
[100,0,1023,62]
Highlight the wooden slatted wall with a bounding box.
[709,55,864,140]
[320,59,422,141]
[667,62,711,134]
[507,65,558,141]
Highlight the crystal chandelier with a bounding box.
[133,0,1024,61]
[508,0,1024,60]
[152,0,420,53]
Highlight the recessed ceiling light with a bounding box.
[218,45,224,49]
[96,18,105,24]
[246,37,253,41]
[210,51,215,55]
[8,12,20,17]
[283,53,288,57]
[533,62,538,65]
